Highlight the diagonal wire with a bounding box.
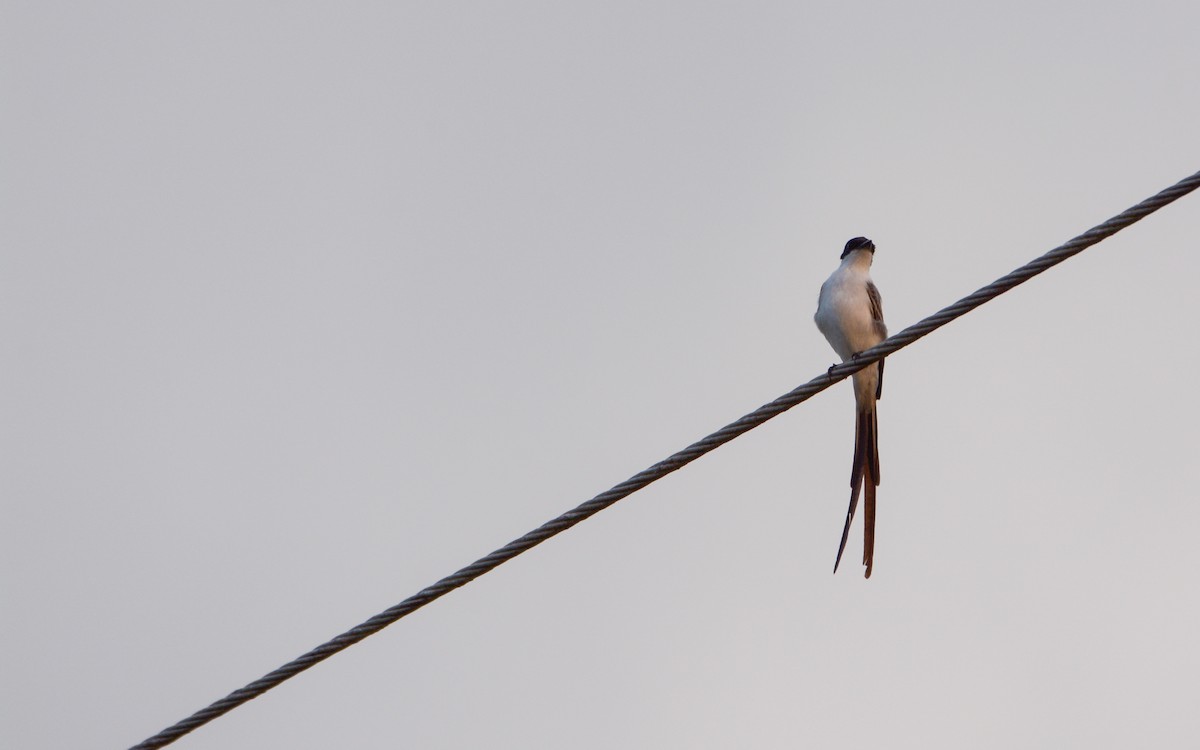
[130,169,1200,749]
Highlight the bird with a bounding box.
[814,236,888,578]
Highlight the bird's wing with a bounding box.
[867,279,887,400]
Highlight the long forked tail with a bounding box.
[833,404,880,578]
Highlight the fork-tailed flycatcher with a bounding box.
[814,237,887,578]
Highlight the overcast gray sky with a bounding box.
[4,2,1199,748]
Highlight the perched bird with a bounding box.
[814,237,888,578]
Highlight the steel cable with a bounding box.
[130,169,1200,749]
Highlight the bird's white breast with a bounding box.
[815,265,881,361]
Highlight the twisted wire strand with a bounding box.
[130,169,1200,750]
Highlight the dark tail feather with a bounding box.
[834,407,880,577]
[863,470,876,578]
[866,407,879,484]
[863,407,879,578]
[833,408,870,574]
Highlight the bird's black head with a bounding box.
[841,236,875,259]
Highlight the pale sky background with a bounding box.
[3,2,1199,748]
